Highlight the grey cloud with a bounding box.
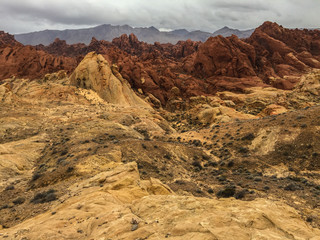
[0,0,319,34]
[211,0,269,11]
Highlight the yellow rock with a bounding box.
[295,70,320,95]
[1,162,319,240]
[70,52,151,108]
[197,106,257,125]
[260,104,287,116]
[0,134,47,188]
[171,86,181,96]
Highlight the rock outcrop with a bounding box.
[36,38,88,58]
[1,21,320,106]
[192,35,257,78]
[1,161,319,240]
[0,31,21,47]
[295,69,320,95]
[0,33,77,80]
[70,52,151,107]
[189,22,320,92]
[247,21,320,88]
[112,33,200,59]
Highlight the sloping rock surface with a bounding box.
[70,52,150,107]
[1,161,319,240]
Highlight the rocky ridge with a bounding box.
[14,24,254,46]
[0,32,77,80]
[1,22,320,108]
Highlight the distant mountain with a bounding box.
[15,24,212,45]
[15,24,256,46]
[213,26,254,38]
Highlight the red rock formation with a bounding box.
[2,22,320,104]
[112,34,152,57]
[257,21,320,56]
[192,35,256,78]
[186,34,268,92]
[36,38,87,58]
[0,31,21,47]
[0,33,77,80]
[112,33,199,59]
[247,21,320,88]
[169,39,200,59]
[188,22,320,91]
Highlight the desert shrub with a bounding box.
[13,197,25,205]
[216,186,236,198]
[31,189,57,204]
[192,161,202,170]
[31,172,42,181]
[5,185,14,191]
[241,133,255,141]
[234,189,247,199]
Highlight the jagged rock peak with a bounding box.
[0,31,21,47]
[90,37,99,43]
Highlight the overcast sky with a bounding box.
[0,0,319,34]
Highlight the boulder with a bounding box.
[260,104,287,116]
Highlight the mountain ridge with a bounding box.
[15,24,253,45]
[213,26,254,38]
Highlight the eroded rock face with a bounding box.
[257,21,320,56]
[36,38,88,58]
[1,161,319,240]
[2,22,320,106]
[70,52,150,107]
[295,70,320,95]
[190,22,320,92]
[0,31,21,47]
[0,33,77,80]
[247,21,320,88]
[193,35,256,78]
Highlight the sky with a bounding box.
[0,0,319,34]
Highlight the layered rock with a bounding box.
[1,161,319,240]
[70,52,151,107]
[247,21,320,88]
[193,35,256,78]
